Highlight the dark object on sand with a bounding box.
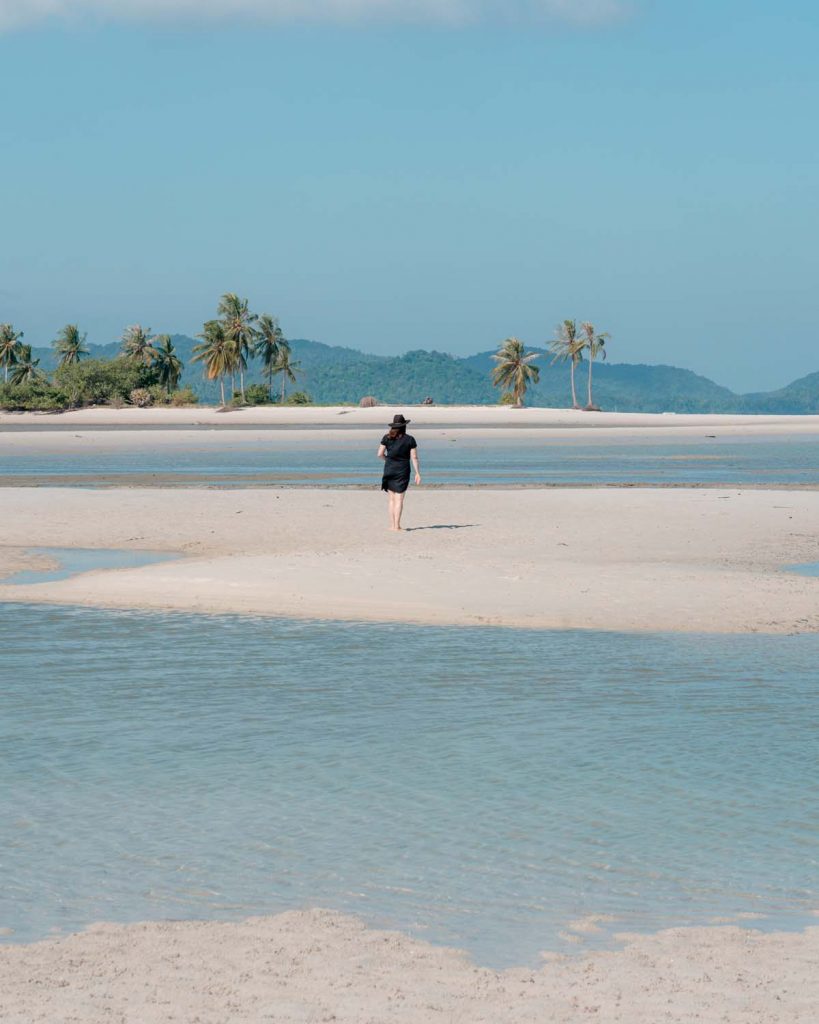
[421,396,434,405]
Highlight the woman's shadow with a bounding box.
[404,524,478,532]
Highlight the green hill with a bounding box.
[25,335,819,413]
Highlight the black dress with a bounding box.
[380,433,417,493]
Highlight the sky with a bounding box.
[1,0,817,392]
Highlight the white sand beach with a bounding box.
[4,403,819,435]
[0,485,817,633]
[1,909,818,1024]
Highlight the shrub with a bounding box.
[359,395,380,407]
[0,380,69,411]
[129,388,153,407]
[54,357,154,408]
[284,391,312,406]
[170,387,198,406]
[243,384,273,406]
[499,392,517,406]
[148,384,172,406]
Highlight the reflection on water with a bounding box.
[1,604,818,966]
[2,433,819,486]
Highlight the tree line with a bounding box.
[491,320,611,408]
[192,293,301,406]
[0,293,305,410]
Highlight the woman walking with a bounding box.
[378,413,421,531]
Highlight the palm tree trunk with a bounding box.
[587,355,594,408]
[281,373,286,404]
[220,377,226,407]
[570,360,578,408]
[240,368,245,399]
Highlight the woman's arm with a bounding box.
[411,449,421,485]
[378,444,386,460]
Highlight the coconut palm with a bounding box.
[579,322,610,410]
[491,337,540,408]
[0,323,23,382]
[254,314,285,400]
[9,344,43,385]
[548,319,584,409]
[217,293,257,400]
[121,324,156,365]
[152,335,183,395]
[192,320,234,406]
[53,324,88,367]
[273,341,301,403]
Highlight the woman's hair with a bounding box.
[388,424,406,440]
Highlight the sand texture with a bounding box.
[1,486,818,632]
[1,910,818,1023]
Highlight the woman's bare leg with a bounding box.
[394,491,406,530]
[386,490,396,529]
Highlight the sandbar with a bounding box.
[1,486,817,633]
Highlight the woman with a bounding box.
[378,413,421,531]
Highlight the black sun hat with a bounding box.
[387,413,411,428]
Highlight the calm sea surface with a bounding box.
[2,604,817,966]
[2,432,819,486]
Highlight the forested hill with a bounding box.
[28,335,819,413]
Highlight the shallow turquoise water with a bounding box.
[3,548,178,585]
[1,604,817,966]
[2,433,819,486]
[790,562,819,577]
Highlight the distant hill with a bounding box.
[27,335,819,413]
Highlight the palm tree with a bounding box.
[9,344,43,385]
[192,320,234,406]
[217,293,257,400]
[121,324,156,365]
[273,341,301,403]
[53,324,88,367]
[254,314,284,400]
[0,323,23,383]
[491,337,540,408]
[152,335,183,395]
[548,319,584,409]
[579,322,610,410]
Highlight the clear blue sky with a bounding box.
[1,0,817,391]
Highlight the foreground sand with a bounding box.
[2,909,817,1023]
[1,486,818,632]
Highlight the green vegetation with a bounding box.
[0,324,24,382]
[5,299,819,413]
[192,295,303,407]
[53,324,89,367]
[548,320,584,409]
[153,335,183,395]
[491,337,541,407]
[579,321,610,411]
[121,324,156,365]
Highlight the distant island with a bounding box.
[7,333,815,414]
[1,297,817,414]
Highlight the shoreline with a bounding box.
[1,486,817,634]
[5,404,819,434]
[2,909,818,1023]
